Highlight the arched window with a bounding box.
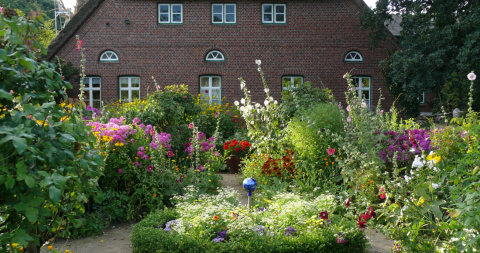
[99,50,119,62]
[344,51,363,62]
[205,50,225,62]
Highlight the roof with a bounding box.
[385,14,402,36]
[47,0,105,60]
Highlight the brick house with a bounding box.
[47,0,401,109]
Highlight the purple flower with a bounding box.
[117,169,123,173]
[284,226,297,236]
[147,165,153,172]
[132,117,141,125]
[84,117,89,120]
[214,152,219,157]
[150,142,158,149]
[347,117,351,122]
[167,151,174,157]
[346,105,351,112]
[212,237,224,243]
[138,146,145,151]
[135,162,141,168]
[217,230,227,238]
[198,165,204,172]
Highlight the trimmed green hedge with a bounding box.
[132,209,368,253]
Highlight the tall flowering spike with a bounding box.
[467,72,476,81]
[255,59,261,65]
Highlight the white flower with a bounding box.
[467,72,476,81]
[250,121,254,125]
[255,103,261,108]
[433,167,438,172]
[402,205,409,211]
[412,155,425,169]
[264,88,269,93]
[269,96,273,101]
[343,74,347,79]
[258,68,261,72]
[274,100,278,105]
[264,100,269,106]
[234,101,239,106]
[404,175,411,183]
[432,183,440,189]
[255,59,262,65]
[241,98,245,104]
[410,170,415,175]
[361,101,367,108]
[240,80,246,90]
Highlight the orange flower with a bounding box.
[369,181,374,184]
[175,166,179,171]
[213,215,219,221]
[48,246,53,250]
[153,194,157,198]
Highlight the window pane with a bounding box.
[213,5,222,13]
[282,78,291,88]
[264,14,272,22]
[92,78,100,87]
[84,90,90,100]
[276,14,285,22]
[93,90,101,100]
[346,54,353,60]
[131,78,140,87]
[275,5,285,14]
[213,14,222,22]
[294,78,302,87]
[361,78,370,88]
[121,90,128,100]
[93,101,101,108]
[160,5,169,13]
[200,78,209,87]
[172,14,181,22]
[212,77,220,87]
[207,54,214,59]
[172,5,181,13]
[362,90,370,99]
[131,90,139,99]
[120,78,128,87]
[226,14,235,22]
[83,78,90,87]
[160,14,169,22]
[264,5,272,13]
[225,5,235,13]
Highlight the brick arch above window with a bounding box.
[99,50,119,62]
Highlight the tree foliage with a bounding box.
[0,10,103,252]
[0,0,55,20]
[360,0,480,117]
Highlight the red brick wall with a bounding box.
[56,0,400,109]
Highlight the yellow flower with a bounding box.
[114,142,124,147]
[417,196,426,206]
[12,243,18,248]
[20,247,24,251]
[427,153,441,163]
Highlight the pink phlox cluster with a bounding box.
[86,118,137,144]
[184,132,215,155]
[155,132,172,150]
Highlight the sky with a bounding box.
[61,0,378,12]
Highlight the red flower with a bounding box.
[380,194,386,199]
[368,207,377,219]
[345,198,351,208]
[358,214,368,229]
[319,211,329,220]
[234,147,240,153]
[230,139,238,147]
[223,143,229,150]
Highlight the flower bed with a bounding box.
[131,186,368,253]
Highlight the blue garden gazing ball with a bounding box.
[243,178,258,193]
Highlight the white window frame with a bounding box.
[99,50,119,62]
[344,51,363,62]
[158,3,183,24]
[212,4,236,24]
[205,50,225,62]
[200,76,222,104]
[119,76,140,102]
[83,76,101,108]
[262,4,286,24]
[352,76,372,108]
[418,92,425,104]
[282,76,303,91]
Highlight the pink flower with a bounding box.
[336,237,348,244]
[467,72,476,81]
[198,165,204,172]
[346,105,350,112]
[157,85,160,89]
[380,110,384,114]
[214,112,219,118]
[213,151,219,157]
[347,116,351,122]
[189,123,194,129]
[9,90,14,94]
[77,39,83,48]
[167,151,173,157]
[0,7,3,13]
[135,162,141,168]
[62,76,65,80]
[338,103,342,108]
[368,207,377,218]
[205,90,209,94]
[146,165,153,172]
[327,148,335,156]
[117,169,123,173]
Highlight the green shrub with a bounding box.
[281,81,334,119]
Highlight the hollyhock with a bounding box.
[146,165,153,172]
[467,72,476,81]
[358,214,368,229]
[327,148,335,156]
[368,207,377,218]
[319,211,329,220]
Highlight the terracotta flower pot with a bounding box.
[226,155,242,174]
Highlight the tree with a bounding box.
[360,0,480,118]
[0,0,55,20]
[0,10,103,252]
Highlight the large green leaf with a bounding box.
[25,175,35,188]
[6,175,15,189]
[25,207,38,223]
[23,104,36,114]
[49,186,61,205]
[0,89,13,101]
[12,137,27,154]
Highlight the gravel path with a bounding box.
[42,173,393,253]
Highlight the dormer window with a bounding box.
[344,51,363,62]
[205,50,225,62]
[99,50,119,62]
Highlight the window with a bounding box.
[262,4,286,24]
[158,4,183,24]
[344,51,363,62]
[83,77,101,108]
[212,4,236,24]
[99,50,119,62]
[351,77,372,108]
[282,76,303,91]
[200,76,221,104]
[205,50,225,62]
[119,76,140,102]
